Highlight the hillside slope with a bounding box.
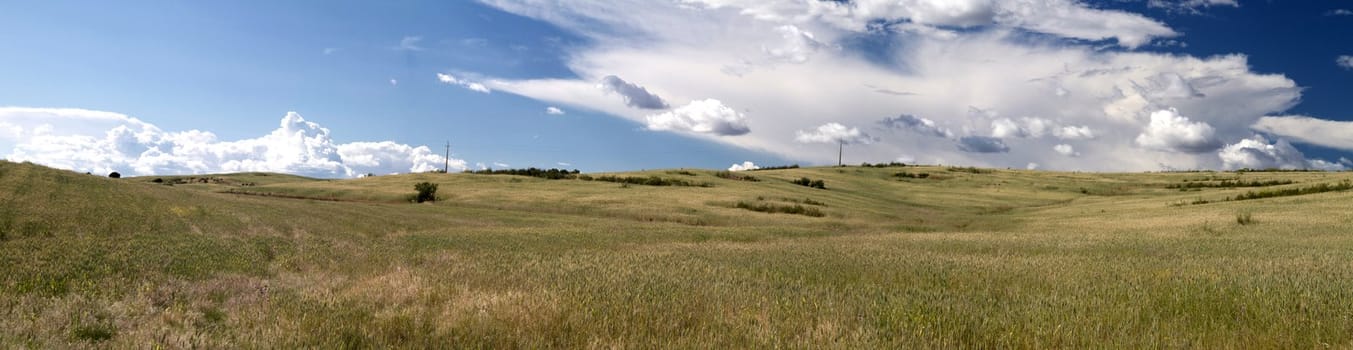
[4,160,1353,348]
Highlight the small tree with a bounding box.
[108,172,121,179]
[414,182,438,203]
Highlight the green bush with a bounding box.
[735,201,825,217]
[413,182,438,203]
[790,177,826,189]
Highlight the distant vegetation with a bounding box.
[859,162,907,168]
[469,167,581,180]
[947,166,991,174]
[1232,180,1353,201]
[107,172,121,179]
[790,177,826,189]
[747,164,799,171]
[734,201,825,217]
[588,175,712,187]
[894,171,930,179]
[1166,179,1294,189]
[714,171,760,182]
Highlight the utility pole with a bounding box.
[443,141,450,173]
[838,140,843,167]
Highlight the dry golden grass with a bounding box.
[4,160,1353,348]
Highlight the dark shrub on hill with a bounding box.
[413,182,438,203]
[748,164,799,171]
[108,172,121,179]
[714,171,760,182]
[791,177,826,189]
[470,167,581,180]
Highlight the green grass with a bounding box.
[4,160,1353,348]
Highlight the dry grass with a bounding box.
[4,160,1353,348]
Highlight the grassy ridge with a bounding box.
[4,160,1353,348]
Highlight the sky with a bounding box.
[2,0,1352,177]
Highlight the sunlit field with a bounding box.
[4,160,1353,348]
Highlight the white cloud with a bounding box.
[599,75,669,109]
[389,79,398,86]
[681,0,1176,48]
[1053,144,1079,157]
[728,161,760,171]
[1026,162,1039,170]
[795,123,874,145]
[988,117,1093,140]
[645,99,750,136]
[545,106,565,115]
[1135,109,1221,153]
[1147,0,1238,14]
[557,162,572,167]
[1252,115,1353,151]
[471,0,1304,171]
[493,162,510,168]
[0,107,465,177]
[437,73,491,93]
[1328,9,1353,16]
[1218,135,1343,171]
[323,47,339,55]
[398,36,425,51]
[1338,56,1353,70]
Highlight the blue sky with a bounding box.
[2,0,1351,177]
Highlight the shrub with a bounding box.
[714,171,760,182]
[894,172,930,179]
[735,201,825,217]
[748,164,799,171]
[1236,212,1254,225]
[790,177,827,189]
[413,182,438,203]
[592,175,712,187]
[946,166,990,174]
[469,167,581,180]
[151,178,163,183]
[107,172,121,179]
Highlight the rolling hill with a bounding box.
[3,159,1353,348]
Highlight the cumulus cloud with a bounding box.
[1147,0,1238,14]
[683,0,1176,48]
[1338,56,1353,70]
[989,117,1096,140]
[0,107,464,178]
[545,106,565,115]
[728,161,760,171]
[957,136,1010,153]
[1252,115,1353,151]
[1054,144,1079,157]
[795,123,875,145]
[599,75,669,109]
[1218,135,1342,171]
[1135,109,1221,153]
[472,0,1305,171]
[645,99,750,136]
[436,73,491,93]
[879,114,952,138]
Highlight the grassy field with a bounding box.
[3,160,1353,348]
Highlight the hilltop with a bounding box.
[4,160,1353,348]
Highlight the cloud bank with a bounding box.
[465,0,1341,171]
[0,107,465,178]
